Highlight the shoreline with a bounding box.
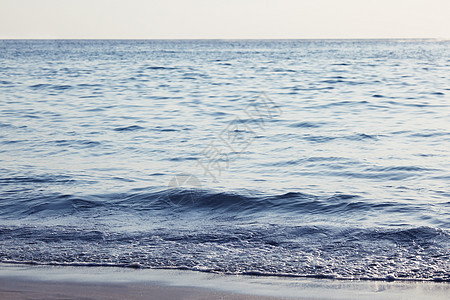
[1,263,449,299]
[2,260,448,283]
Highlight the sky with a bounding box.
[0,0,449,39]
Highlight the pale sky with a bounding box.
[0,0,449,39]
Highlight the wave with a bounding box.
[0,187,385,218]
[1,225,448,281]
[1,260,448,282]
[0,186,443,229]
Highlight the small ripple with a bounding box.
[366,166,438,172]
[145,66,178,70]
[345,133,378,141]
[311,100,369,109]
[29,84,73,91]
[272,68,297,73]
[288,122,321,128]
[410,131,450,138]
[113,125,145,132]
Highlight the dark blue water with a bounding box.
[0,40,449,281]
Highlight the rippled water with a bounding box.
[0,40,449,281]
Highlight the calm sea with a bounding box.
[0,40,449,281]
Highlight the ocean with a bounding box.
[0,39,449,281]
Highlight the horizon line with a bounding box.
[0,38,448,41]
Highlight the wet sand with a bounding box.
[0,278,285,300]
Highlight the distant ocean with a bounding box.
[0,40,449,281]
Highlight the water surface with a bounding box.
[0,40,449,280]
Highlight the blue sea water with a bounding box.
[0,40,449,281]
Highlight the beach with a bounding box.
[1,264,449,299]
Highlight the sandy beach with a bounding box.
[0,263,449,300]
[0,277,284,300]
